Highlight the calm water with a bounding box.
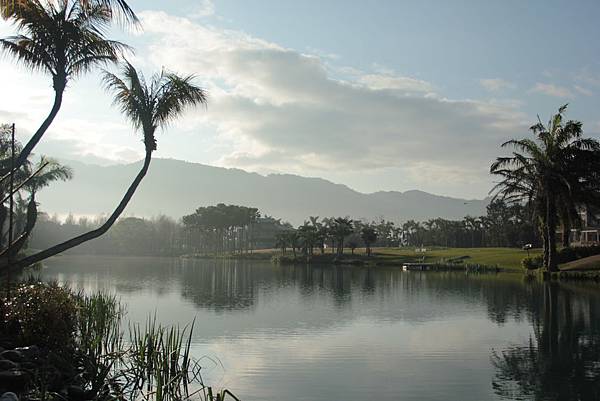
[35,255,600,401]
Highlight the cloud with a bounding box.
[138,11,526,190]
[191,0,215,18]
[574,85,593,96]
[574,68,600,87]
[479,78,515,92]
[530,82,574,98]
[0,106,143,166]
[358,74,435,94]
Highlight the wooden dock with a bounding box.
[402,263,436,271]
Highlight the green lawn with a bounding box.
[265,246,538,271]
[352,246,540,271]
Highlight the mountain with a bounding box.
[36,158,490,225]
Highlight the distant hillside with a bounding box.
[36,158,490,225]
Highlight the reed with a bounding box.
[76,291,125,396]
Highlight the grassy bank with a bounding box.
[185,247,600,280]
[266,246,540,272]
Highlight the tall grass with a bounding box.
[76,295,240,401]
[76,292,125,396]
[122,316,197,401]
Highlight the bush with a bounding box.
[2,282,78,350]
[557,247,578,264]
[573,245,600,259]
[556,246,600,264]
[522,255,543,270]
[271,255,297,265]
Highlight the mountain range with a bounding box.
[36,158,490,225]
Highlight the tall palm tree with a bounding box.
[0,0,135,172]
[491,105,600,271]
[12,62,207,268]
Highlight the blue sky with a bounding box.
[2,0,600,199]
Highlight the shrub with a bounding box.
[573,245,600,259]
[271,255,296,265]
[522,255,543,270]
[556,246,600,264]
[2,282,78,350]
[557,247,578,264]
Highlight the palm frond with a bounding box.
[105,62,208,152]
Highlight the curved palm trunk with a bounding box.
[1,195,37,259]
[5,85,65,174]
[10,151,151,269]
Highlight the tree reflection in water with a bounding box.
[492,281,600,401]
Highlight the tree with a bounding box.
[329,217,353,256]
[0,0,136,173]
[183,204,262,255]
[7,156,72,254]
[297,221,317,256]
[360,225,377,257]
[12,62,207,268]
[0,125,72,256]
[275,232,288,255]
[491,105,600,271]
[346,233,360,255]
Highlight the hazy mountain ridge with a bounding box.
[37,158,490,225]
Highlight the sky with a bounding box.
[2,0,600,199]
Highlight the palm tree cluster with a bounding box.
[275,217,387,258]
[491,105,600,271]
[402,200,536,249]
[1,0,207,268]
[0,125,72,258]
[182,204,261,255]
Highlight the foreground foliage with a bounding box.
[0,281,239,401]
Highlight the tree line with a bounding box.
[30,204,294,257]
[402,200,537,249]
[272,198,538,258]
[181,204,292,255]
[29,198,540,258]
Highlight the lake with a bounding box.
[35,255,600,401]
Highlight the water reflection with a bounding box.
[492,282,600,401]
[35,256,600,401]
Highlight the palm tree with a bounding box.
[297,221,317,256]
[491,105,600,271]
[331,217,353,256]
[25,156,73,196]
[308,216,327,254]
[2,156,72,257]
[463,216,478,248]
[0,0,135,172]
[360,225,377,257]
[12,62,207,268]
